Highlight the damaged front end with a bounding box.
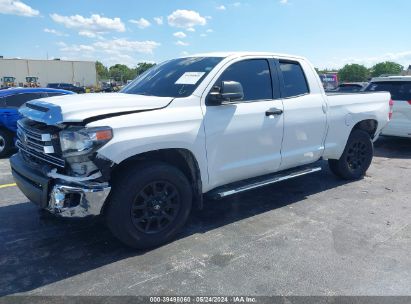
[11,118,113,218]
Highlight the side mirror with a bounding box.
[208,81,244,105]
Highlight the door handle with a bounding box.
[265,108,283,116]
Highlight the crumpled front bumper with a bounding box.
[48,183,111,217]
[10,153,111,218]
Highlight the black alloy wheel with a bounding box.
[106,161,193,249]
[131,181,181,234]
[345,141,368,173]
[328,129,373,180]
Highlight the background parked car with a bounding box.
[47,83,86,94]
[364,76,411,138]
[0,87,74,157]
[330,82,367,93]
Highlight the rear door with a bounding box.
[276,59,328,170]
[365,81,411,137]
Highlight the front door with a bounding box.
[202,58,284,189]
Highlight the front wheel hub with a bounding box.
[131,181,181,234]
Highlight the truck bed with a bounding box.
[322,91,391,159]
[325,91,390,96]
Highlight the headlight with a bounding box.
[59,127,113,157]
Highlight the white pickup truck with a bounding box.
[10,52,391,248]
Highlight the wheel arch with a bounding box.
[351,119,378,139]
[323,117,379,161]
[109,148,204,210]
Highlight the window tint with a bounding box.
[4,93,42,108]
[215,59,273,101]
[364,81,411,100]
[279,61,309,98]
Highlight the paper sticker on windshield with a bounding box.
[175,72,205,85]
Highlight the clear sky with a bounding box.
[0,0,410,69]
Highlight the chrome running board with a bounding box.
[207,165,322,199]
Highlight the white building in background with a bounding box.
[0,58,97,87]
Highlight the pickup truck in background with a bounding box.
[0,88,73,157]
[364,76,411,138]
[10,52,391,249]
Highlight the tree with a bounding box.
[370,61,403,77]
[96,61,109,80]
[108,63,155,83]
[338,64,369,82]
[109,64,133,83]
[135,62,155,76]
[94,62,156,84]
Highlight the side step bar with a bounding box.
[206,165,322,199]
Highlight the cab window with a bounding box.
[279,61,309,98]
[214,59,273,101]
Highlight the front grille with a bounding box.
[17,119,65,168]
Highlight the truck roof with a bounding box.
[371,75,411,82]
[180,51,306,61]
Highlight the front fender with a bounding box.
[87,98,210,191]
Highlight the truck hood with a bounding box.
[19,93,173,125]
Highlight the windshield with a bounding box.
[121,57,223,98]
[365,81,411,100]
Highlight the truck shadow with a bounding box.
[0,163,351,296]
[374,136,411,159]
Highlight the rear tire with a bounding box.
[106,162,192,249]
[328,129,373,180]
[0,129,13,158]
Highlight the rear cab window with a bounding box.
[279,61,309,98]
[364,81,411,101]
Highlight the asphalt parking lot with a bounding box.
[0,136,410,296]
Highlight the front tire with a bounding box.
[328,129,373,180]
[106,162,193,249]
[0,129,13,158]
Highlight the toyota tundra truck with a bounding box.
[10,52,391,249]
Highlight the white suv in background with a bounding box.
[364,76,411,138]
